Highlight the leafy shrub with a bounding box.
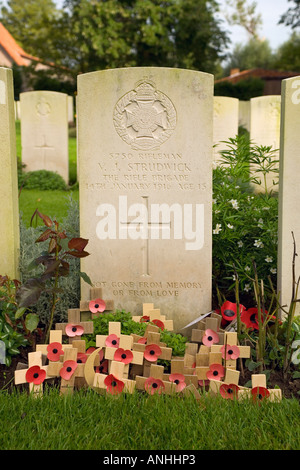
[19,169,68,191]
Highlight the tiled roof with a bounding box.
[0,22,39,66]
[215,68,300,84]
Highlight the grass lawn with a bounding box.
[0,388,299,451]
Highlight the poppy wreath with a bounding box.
[89,298,106,314]
[65,324,84,338]
[114,348,133,364]
[47,342,64,362]
[219,383,240,400]
[25,365,46,385]
[144,344,162,362]
[144,377,165,395]
[104,374,125,395]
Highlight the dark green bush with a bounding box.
[19,169,68,191]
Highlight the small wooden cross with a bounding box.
[210,331,251,369]
[36,330,73,362]
[208,367,245,396]
[132,303,174,331]
[14,351,50,397]
[93,360,136,394]
[238,374,282,402]
[135,364,177,395]
[163,358,199,389]
[55,308,94,343]
[191,313,225,344]
[47,346,86,395]
[79,287,115,321]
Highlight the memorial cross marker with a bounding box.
[77,67,213,333]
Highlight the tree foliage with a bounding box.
[225,0,262,38]
[279,0,300,29]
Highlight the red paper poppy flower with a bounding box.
[77,352,87,363]
[145,377,165,395]
[47,342,64,362]
[152,319,165,330]
[202,329,219,347]
[26,365,46,385]
[169,373,186,392]
[220,383,240,400]
[144,344,162,362]
[60,360,78,380]
[105,334,120,348]
[114,348,133,364]
[89,298,106,314]
[221,301,245,322]
[221,344,240,360]
[104,374,125,395]
[138,337,147,344]
[198,379,209,388]
[206,363,225,381]
[241,308,260,330]
[65,323,84,337]
[95,359,108,374]
[251,386,270,402]
[140,315,150,322]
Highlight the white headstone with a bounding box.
[278,76,300,317]
[213,96,239,162]
[0,67,20,279]
[68,95,74,124]
[250,95,281,193]
[77,67,214,332]
[20,90,69,182]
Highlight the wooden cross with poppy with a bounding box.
[47,346,86,395]
[79,287,115,321]
[238,374,282,402]
[14,351,51,397]
[165,358,199,389]
[208,367,246,400]
[191,313,225,345]
[35,329,73,362]
[135,364,178,396]
[93,359,136,395]
[132,303,174,331]
[55,308,94,344]
[210,331,251,369]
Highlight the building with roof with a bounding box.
[215,68,300,95]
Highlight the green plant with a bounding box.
[0,275,39,366]
[19,169,68,191]
[212,136,279,302]
[16,209,91,343]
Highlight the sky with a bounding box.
[217,0,293,52]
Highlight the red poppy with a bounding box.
[198,379,209,388]
[145,377,165,395]
[46,342,64,362]
[152,319,165,330]
[114,348,133,364]
[220,383,240,400]
[202,329,219,347]
[65,323,84,337]
[77,352,87,363]
[25,365,46,385]
[251,386,270,402]
[169,373,186,392]
[89,298,106,314]
[95,359,108,374]
[206,363,225,381]
[241,308,260,330]
[105,334,120,348]
[104,374,125,395]
[60,360,78,380]
[221,344,240,360]
[221,301,245,322]
[138,337,147,344]
[140,316,150,322]
[144,344,162,362]
[86,347,96,353]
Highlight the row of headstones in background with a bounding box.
[0,66,299,326]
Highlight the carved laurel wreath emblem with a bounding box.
[113,79,177,150]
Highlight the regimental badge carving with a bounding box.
[113,79,177,150]
[36,97,51,117]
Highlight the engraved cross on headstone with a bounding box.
[34,135,55,167]
[119,196,171,276]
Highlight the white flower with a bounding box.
[229,199,239,210]
[212,198,217,205]
[213,224,222,234]
[232,274,237,281]
[265,256,273,263]
[245,266,251,272]
[227,223,234,229]
[237,240,243,248]
[270,267,277,274]
[254,239,264,248]
[244,284,251,292]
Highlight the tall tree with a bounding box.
[225,0,262,38]
[279,0,300,29]
[223,37,275,75]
